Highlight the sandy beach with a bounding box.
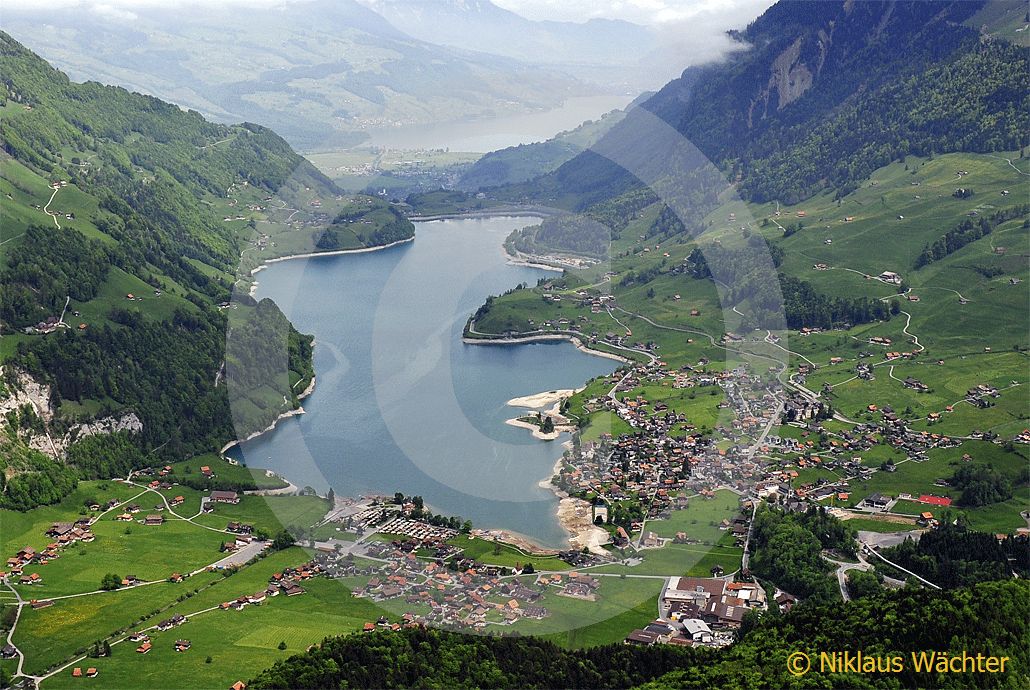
[558,497,610,555]
[507,389,577,409]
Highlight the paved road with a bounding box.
[204,540,270,571]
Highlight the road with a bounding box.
[43,186,62,229]
[205,540,269,571]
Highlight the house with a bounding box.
[86,668,98,677]
[682,618,713,643]
[136,642,152,654]
[1,644,17,659]
[145,514,164,526]
[174,639,191,652]
[209,490,239,504]
[863,493,891,509]
[231,683,247,690]
[624,629,658,646]
[72,668,83,677]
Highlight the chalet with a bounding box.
[209,490,239,504]
[624,629,658,646]
[145,514,164,526]
[72,668,83,677]
[157,614,186,631]
[174,639,191,652]
[47,522,75,538]
[231,683,247,690]
[1,644,17,659]
[86,668,98,677]
[136,642,152,654]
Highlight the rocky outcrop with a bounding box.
[0,366,142,458]
[61,412,143,453]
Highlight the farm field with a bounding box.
[646,489,743,542]
[192,495,330,535]
[445,535,571,572]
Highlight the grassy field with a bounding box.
[11,518,227,598]
[518,577,662,648]
[1,481,144,557]
[446,535,571,572]
[38,549,391,690]
[192,495,329,535]
[14,573,223,676]
[167,455,289,491]
[646,489,743,542]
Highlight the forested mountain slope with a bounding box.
[500,0,1028,210]
[0,33,411,509]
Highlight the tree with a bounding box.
[278,640,287,650]
[100,573,122,590]
[271,530,295,551]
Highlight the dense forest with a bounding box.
[748,505,856,603]
[248,580,1030,689]
[880,523,1030,589]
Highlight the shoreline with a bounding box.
[407,206,558,222]
[229,220,613,554]
[219,373,317,456]
[505,387,612,556]
[464,332,632,364]
[245,236,416,297]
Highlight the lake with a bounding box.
[230,217,617,547]
[366,95,631,152]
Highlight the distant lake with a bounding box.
[366,95,631,152]
[230,217,617,547]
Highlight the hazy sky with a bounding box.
[495,0,773,26]
[3,0,775,28]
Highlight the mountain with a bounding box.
[0,32,411,508]
[456,106,631,191]
[0,0,594,152]
[502,0,1028,212]
[467,0,1028,348]
[358,0,660,90]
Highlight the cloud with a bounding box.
[492,0,774,27]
